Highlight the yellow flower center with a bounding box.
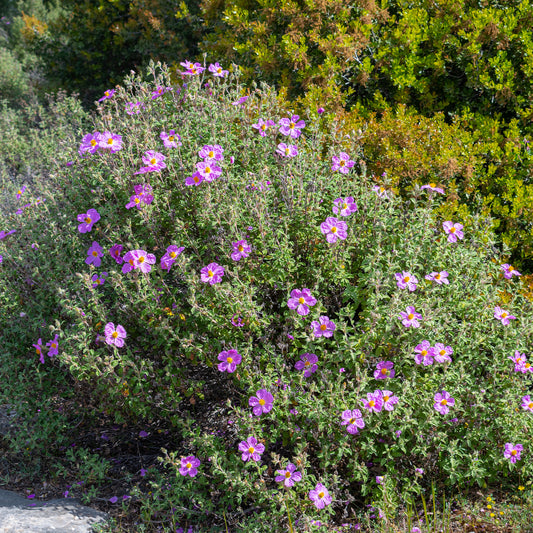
[259,399,265,406]
[304,361,310,367]
[138,256,145,263]
[509,265,514,271]
[339,160,345,166]
[436,273,441,279]
[403,276,410,282]
[429,183,436,188]
[285,471,291,478]
[289,122,295,129]
[349,418,355,424]
[421,350,427,357]
[298,297,305,304]
[205,166,211,174]
[529,403,533,409]
[217,67,222,73]
[128,259,134,266]
[320,324,327,331]
[193,176,200,183]
[168,136,174,141]
[208,270,213,277]
[85,217,91,223]
[383,395,389,402]
[227,357,233,363]
[318,492,324,498]
[52,343,57,349]
[502,312,508,318]
[369,400,375,407]
[36,348,40,354]
[90,139,97,146]
[208,151,214,158]
[238,245,244,252]
[512,450,517,456]
[186,462,192,469]
[526,363,531,369]
[285,148,290,155]
[331,226,337,233]
[134,197,140,203]
[107,138,114,145]
[408,313,414,320]
[440,350,446,356]
[440,399,448,406]
[150,158,157,165]
[450,227,456,233]
[343,203,348,209]
[381,368,388,375]
[248,447,254,454]
[92,251,98,256]
[112,331,118,338]
[18,190,22,195]
[261,124,266,130]
[191,67,197,73]
[170,251,177,258]
[380,186,385,193]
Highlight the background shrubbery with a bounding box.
[1,63,533,530]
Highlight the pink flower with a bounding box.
[509,350,527,372]
[16,185,26,199]
[85,241,104,267]
[125,102,143,115]
[160,245,184,271]
[361,391,383,413]
[185,172,204,186]
[151,86,172,99]
[275,463,302,487]
[331,152,355,174]
[231,240,251,261]
[433,390,455,415]
[395,271,418,291]
[421,183,444,194]
[179,456,200,477]
[341,409,365,434]
[77,208,100,233]
[504,443,523,463]
[494,306,517,325]
[199,145,224,161]
[287,288,317,316]
[129,250,156,273]
[332,197,358,216]
[180,62,205,76]
[135,151,166,174]
[79,133,100,155]
[232,95,249,106]
[126,184,154,209]
[91,272,108,288]
[374,361,395,379]
[98,89,115,102]
[160,130,182,148]
[196,161,222,181]
[442,221,464,243]
[311,316,336,338]
[309,483,332,509]
[399,306,422,328]
[97,131,123,153]
[109,244,124,264]
[252,118,276,136]
[276,143,298,157]
[249,389,274,416]
[217,349,242,373]
[320,217,348,243]
[33,338,44,364]
[294,353,318,377]
[433,343,453,363]
[208,62,228,77]
[104,323,127,347]
[501,263,521,279]
[46,334,59,357]
[521,395,533,412]
[238,437,265,462]
[425,271,449,284]
[414,340,435,366]
[372,185,390,198]
[379,390,399,411]
[200,263,225,284]
[278,115,305,138]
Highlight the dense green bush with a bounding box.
[2,63,533,530]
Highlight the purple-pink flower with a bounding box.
[77,208,100,233]
[294,353,318,377]
[278,115,305,138]
[442,221,464,243]
[196,161,222,181]
[200,263,225,285]
[151,86,172,99]
[372,185,390,198]
[16,185,26,199]
[160,130,182,148]
[126,184,154,209]
[110,244,124,264]
[341,409,365,434]
[126,250,157,273]
[501,264,521,279]
[98,89,115,102]
[275,463,302,487]
[199,145,224,161]
[374,361,395,380]
[421,183,444,194]
[160,245,184,271]
[309,483,332,509]
[33,338,44,364]
[379,390,399,411]
[361,391,383,413]
[104,323,127,347]
[504,443,523,463]
[217,349,242,373]
[508,351,529,372]
[180,61,205,76]
[287,288,317,316]
[231,240,251,261]
[425,271,449,284]
[208,62,228,77]
[399,306,422,328]
[97,131,123,153]
[395,271,418,291]
[79,133,100,155]
[320,217,348,243]
[331,153,355,174]
[249,389,274,416]
[332,197,358,216]
[276,143,298,158]
[521,395,533,412]
[185,172,204,186]
[91,272,108,288]
[238,436,265,462]
[252,118,276,136]
[311,316,336,338]
[433,390,455,415]
[135,151,166,174]
[125,102,143,115]
[494,306,517,325]
[85,241,104,267]
[433,343,453,363]
[414,340,435,366]
[179,455,200,477]
[46,334,59,357]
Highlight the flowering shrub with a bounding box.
[2,62,533,530]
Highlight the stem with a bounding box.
[285,495,294,533]
[223,509,229,533]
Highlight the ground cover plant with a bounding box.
[1,62,533,531]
